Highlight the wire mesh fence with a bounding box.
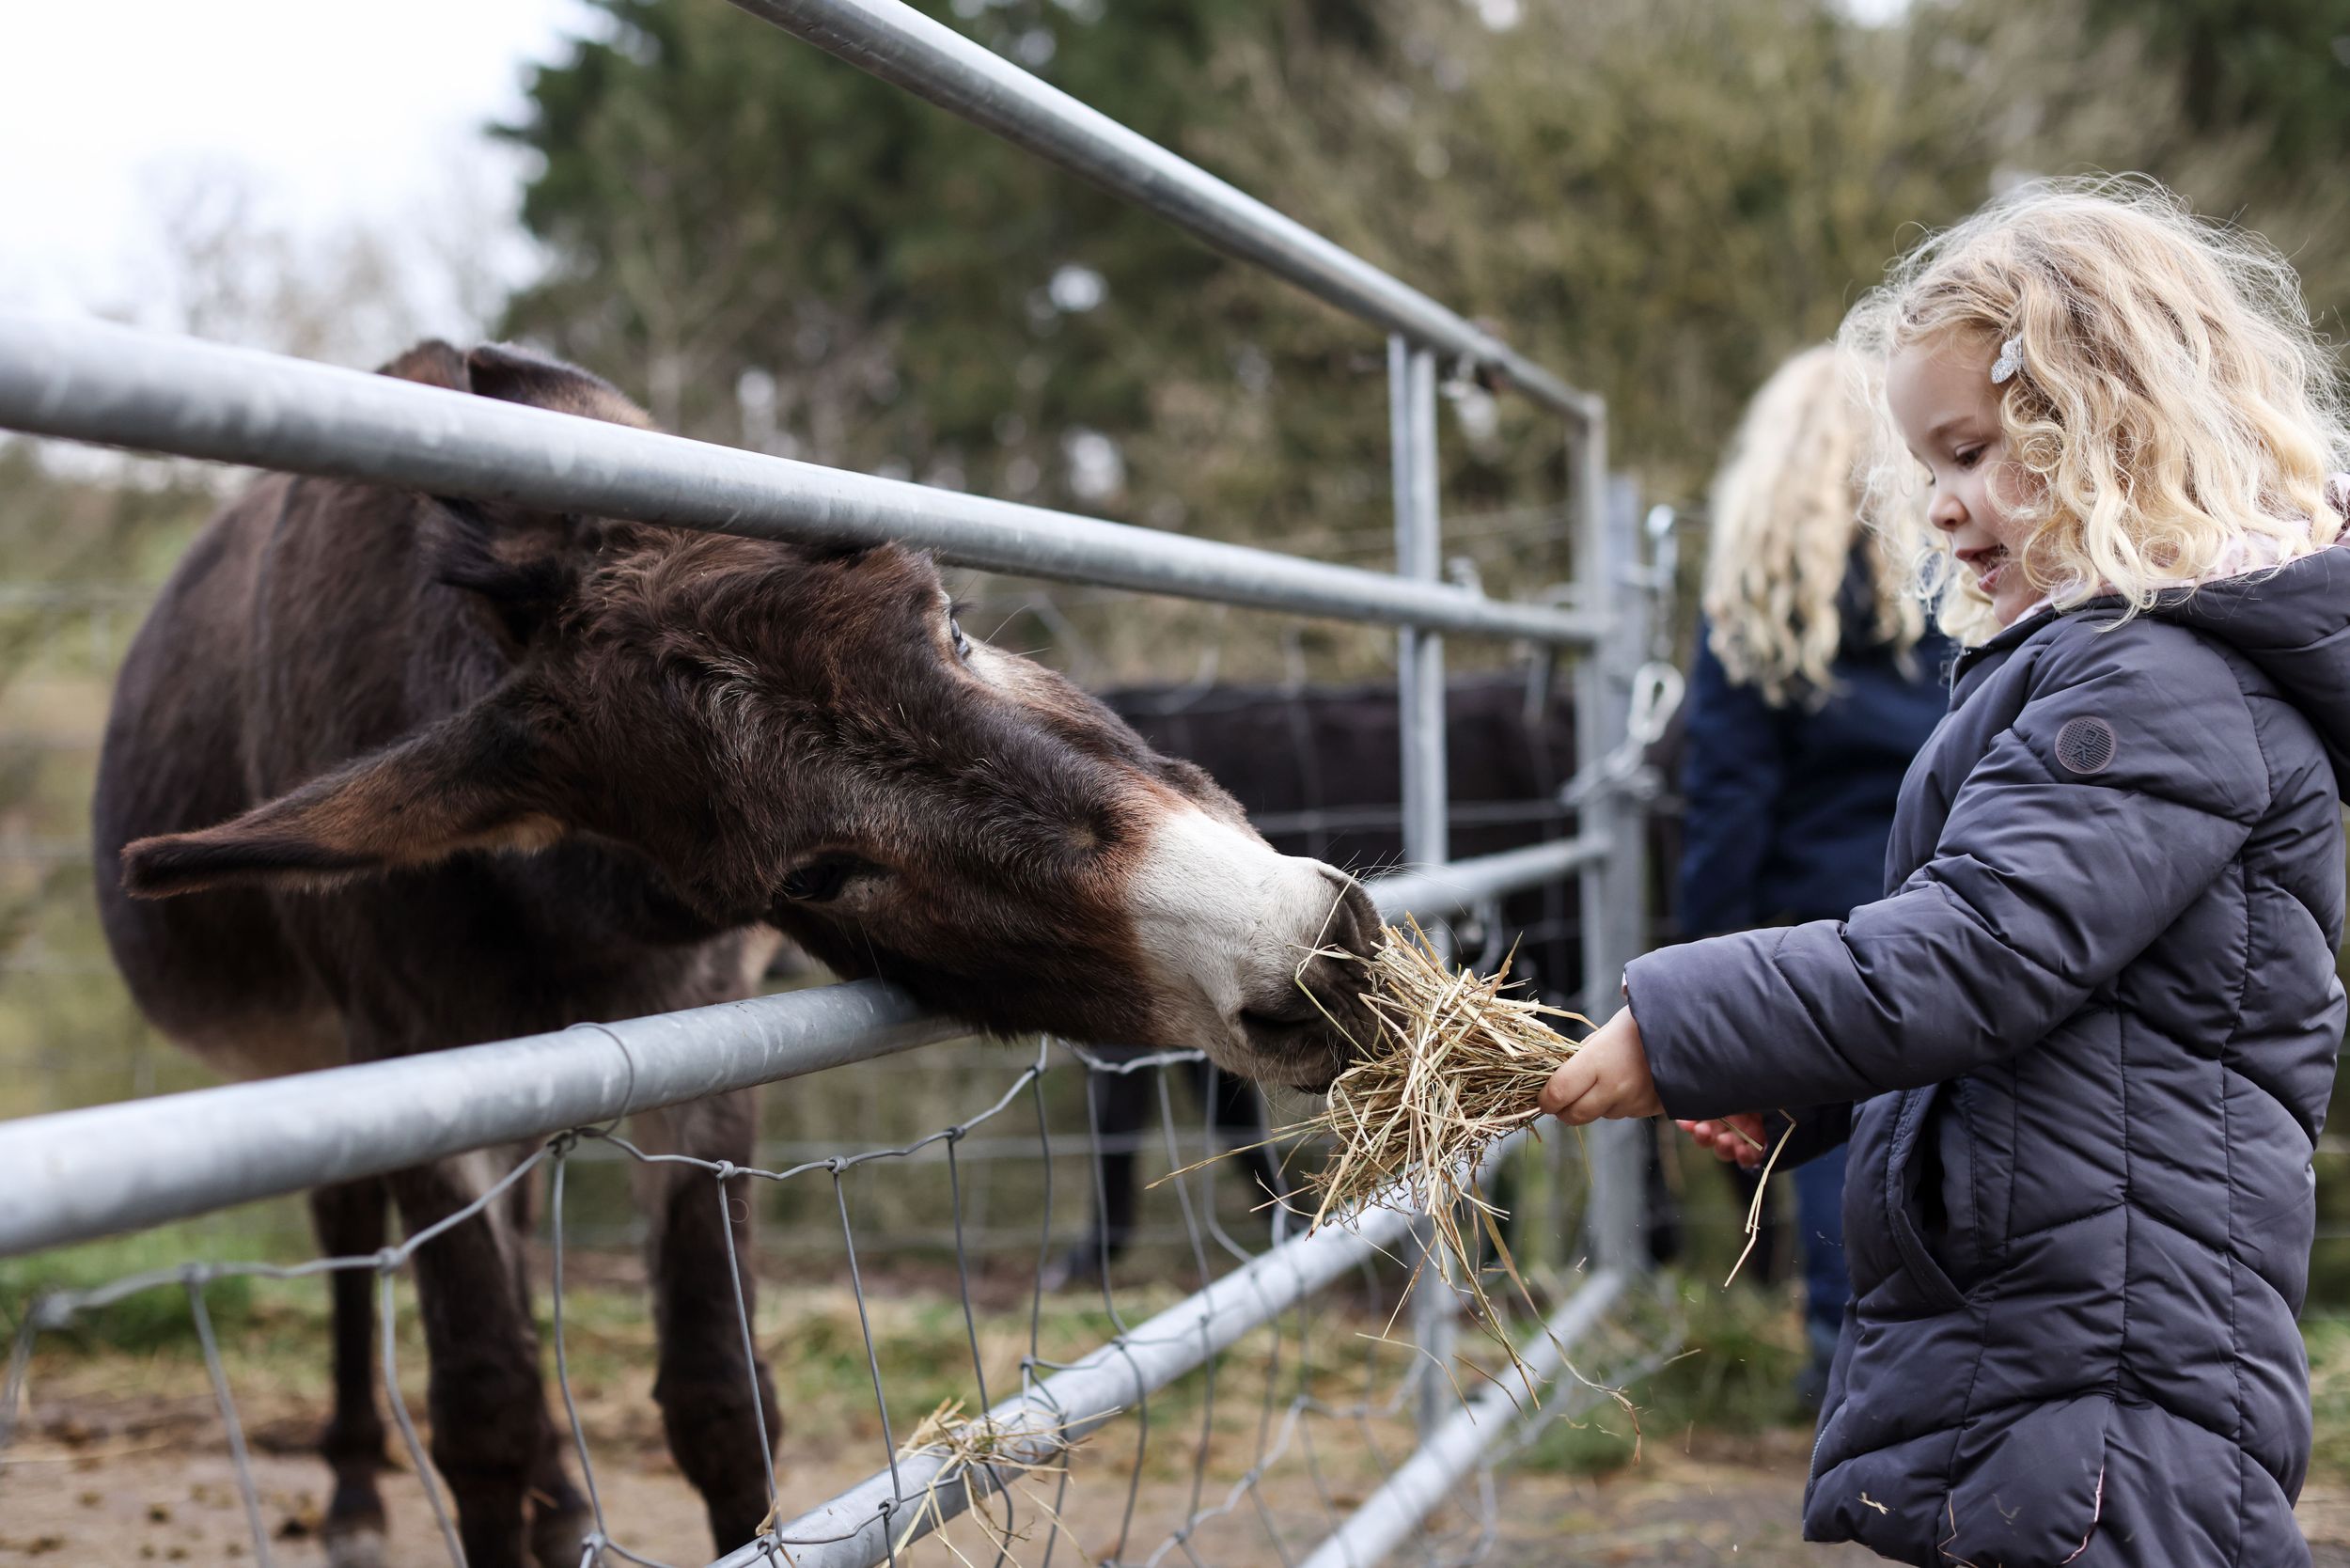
[0,476,1661,1562]
[1,1033,1643,1568]
[0,555,1659,1567]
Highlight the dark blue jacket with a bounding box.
[1629,547,2350,1564]
[1679,576,1953,934]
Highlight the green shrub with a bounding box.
[1518,1278,1810,1477]
[0,1227,281,1356]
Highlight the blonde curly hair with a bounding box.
[1841,175,2350,645]
[1702,344,1923,705]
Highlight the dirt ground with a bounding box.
[0,1393,1857,1567]
[13,1376,2349,1568]
[9,1261,2350,1567]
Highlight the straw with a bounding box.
[1173,918,1783,1415]
[886,1397,1094,1567]
[1269,917,1595,1399]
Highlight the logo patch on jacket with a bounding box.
[2054,715,2118,776]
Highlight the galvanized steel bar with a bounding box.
[713,1130,1542,1568]
[1389,338,1448,883]
[1388,336,1459,1441]
[0,839,1601,1260]
[0,981,958,1260]
[1294,1268,1626,1568]
[0,315,1602,646]
[1575,461,1651,1277]
[723,0,1600,426]
[1365,832,1606,922]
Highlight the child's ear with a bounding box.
[120,690,565,899]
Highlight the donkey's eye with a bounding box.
[778,853,870,903]
[949,618,974,663]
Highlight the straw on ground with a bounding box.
[887,1396,1093,1567]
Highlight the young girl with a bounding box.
[1543,177,2350,1565]
[1678,343,1954,1409]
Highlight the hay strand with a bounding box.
[1722,1111,1798,1288]
[1292,918,1584,1233]
[886,1397,1094,1567]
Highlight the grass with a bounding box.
[0,1215,318,1356]
[2310,1316,2350,1484]
[1516,1276,1813,1476]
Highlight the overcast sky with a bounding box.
[0,0,594,321]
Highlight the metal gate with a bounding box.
[0,2,1667,1562]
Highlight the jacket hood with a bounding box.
[2153,543,2350,800]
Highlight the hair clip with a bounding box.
[1990,336,2024,385]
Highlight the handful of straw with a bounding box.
[1276,920,1778,1395]
[1295,918,1585,1239]
[1277,918,1590,1394]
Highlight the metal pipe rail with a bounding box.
[725,0,1600,426]
[1365,833,1605,926]
[718,1197,1431,1567]
[0,314,1601,646]
[0,838,1582,1259]
[0,981,956,1260]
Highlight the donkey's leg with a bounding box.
[1053,1064,1152,1286]
[499,1164,595,1568]
[1206,1065,1292,1234]
[632,1092,780,1553]
[386,1150,549,1568]
[311,1179,390,1568]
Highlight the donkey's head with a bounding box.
[119,342,1379,1089]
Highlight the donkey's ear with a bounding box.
[376,339,651,429]
[378,339,470,391]
[120,692,566,899]
[463,343,654,428]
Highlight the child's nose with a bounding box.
[1928,486,1965,533]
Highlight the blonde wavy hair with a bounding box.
[1702,344,1924,705]
[1841,175,2350,645]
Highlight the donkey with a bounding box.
[92,340,1379,1568]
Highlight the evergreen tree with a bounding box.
[499,0,1388,533]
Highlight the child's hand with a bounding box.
[1678,1112,1767,1170]
[1538,1008,1662,1124]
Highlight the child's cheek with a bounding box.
[1987,449,2048,532]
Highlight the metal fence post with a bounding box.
[1389,338,1446,880]
[1389,335,1455,1438]
[1574,438,1652,1278]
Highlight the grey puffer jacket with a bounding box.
[1629,545,2350,1565]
